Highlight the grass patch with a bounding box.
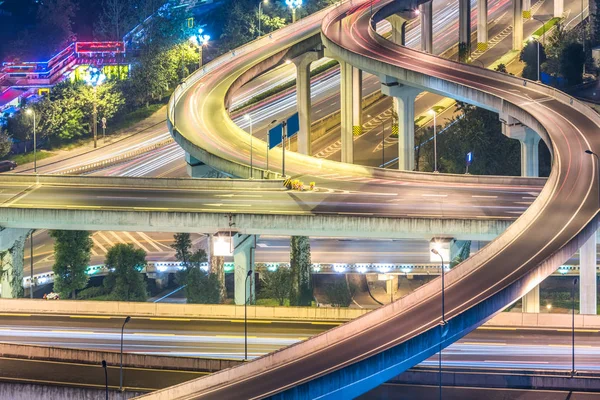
[232,60,339,112]
[9,150,56,165]
[531,17,561,38]
[108,103,166,134]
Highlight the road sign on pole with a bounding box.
[286,113,299,137]
[465,151,473,174]
[269,125,283,149]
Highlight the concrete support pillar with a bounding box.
[459,0,472,58]
[293,51,321,156]
[233,234,257,306]
[186,152,217,178]
[0,228,31,299]
[502,119,540,177]
[384,275,398,297]
[477,0,488,51]
[554,0,564,17]
[340,61,361,163]
[522,285,540,313]
[520,129,541,177]
[389,14,408,46]
[381,78,421,171]
[419,1,433,53]
[522,0,531,19]
[580,233,597,315]
[513,0,524,50]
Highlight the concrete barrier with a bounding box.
[393,367,600,392]
[484,312,600,329]
[0,341,240,372]
[0,298,366,321]
[0,174,287,191]
[0,383,144,400]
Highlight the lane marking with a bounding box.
[230,320,272,324]
[149,318,191,322]
[69,315,111,320]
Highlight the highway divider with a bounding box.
[0,341,241,372]
[0,174,287,191]
[0,298,366,321]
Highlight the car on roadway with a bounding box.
[44,292,60,300]
[0,160,17,172]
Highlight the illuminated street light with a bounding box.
[430,247,446,400]
[286,0,302,23]
[120,316,131,391]
[24,108,37,173]
[84,66,107,149]
[429,109,438,172]
[584,150,600,207]
[244,114,254,178]
[190,28,211,69]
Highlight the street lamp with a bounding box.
[84,67,106,149]
[585,150,600,207]
[429,109,438,172]
[120,316,131,391]
[245,269,253,361]
[101,360,108,400]
[431,247,446,400]
[286,0,302,23]
[244,114,254,178]
[528,37,541,82]
[571,277,578,377]
[24,109,37,173]
[258,0,269,38]
[190,28,210,69]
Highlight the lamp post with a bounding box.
[382,119,386,168]
[244,114,254,178]
[84,67,106,149]
[285,0,302,23]
[245,269,253,361]
[190,29,210,69]
[572,277,578,377]
[258,0,268,37]
[101,360,108,400]
[431,247,445,400]
[120,316,131,391]
[585,150,600,207]
[25,109,37,173]
[429,109,438,172]
[29,231,33,299]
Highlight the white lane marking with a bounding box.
[421,194,448,198]
[123,231,150,253]
[137,232,164,253]
[471,195,498,199]
[109,231,127,245]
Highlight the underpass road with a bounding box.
[0,314,598,391]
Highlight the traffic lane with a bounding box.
[5,183,540,219]
[362,384,600,400]
[0,357,204,392]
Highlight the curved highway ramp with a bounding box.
[132,0,600,398]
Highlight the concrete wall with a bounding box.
[0,341,240,372]
[0,298,366,321]
[0,383,143,400]
[484,311,600,329]
[393,367,600,392]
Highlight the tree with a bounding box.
[260,268,292,306]
[104,243,147,301]
[559,42,585,85]
[49,230,93,299]
[36,0,78,55]
[96,0,133,41]
[290,236,312,306]
[171,233,192,266]
[325,280,355,307]
[185,269,221,304]
[520,40,546,81]
[494,63,507,73]
[0,130,12,158]
[209,235,226,302]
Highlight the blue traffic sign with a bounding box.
[269,125,283,149]
[287,113,299,137]
[466,151,473,165]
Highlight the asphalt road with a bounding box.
[0,315,598,392]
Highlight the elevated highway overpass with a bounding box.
[129,0,600,398]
